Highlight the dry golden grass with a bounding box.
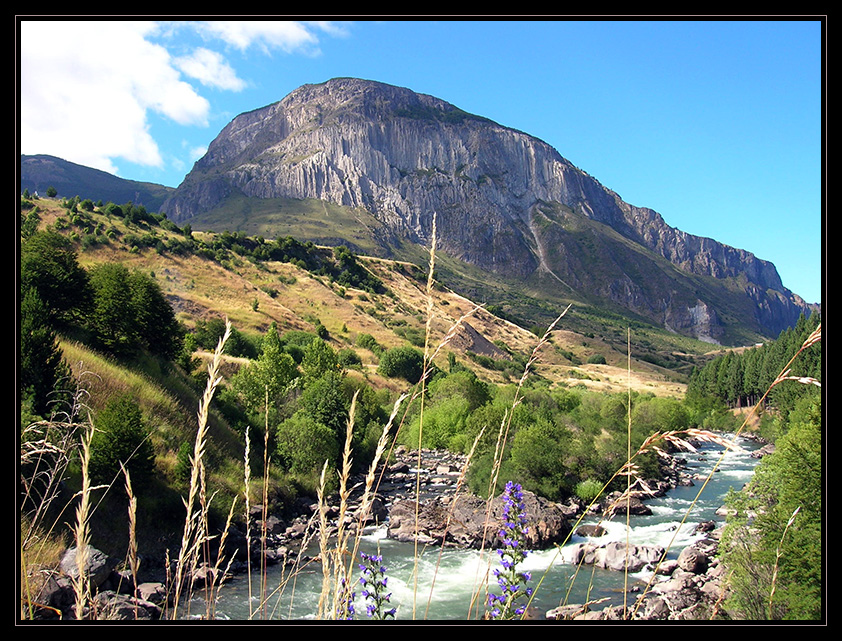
[31,197,686,400]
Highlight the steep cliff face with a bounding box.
[162,78,811,341]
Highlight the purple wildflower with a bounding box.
[487,482,533,620]
[357,551,397,620]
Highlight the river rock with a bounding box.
[59,545,115,589]
[91,590,162,620]
[603,493,653,517]
[387,489,572,549]
[567,541,665,573]
[576,524,607,537]
[677,546,709,574]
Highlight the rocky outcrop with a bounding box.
[162,77,814,340]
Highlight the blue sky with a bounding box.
[18,18,824,304]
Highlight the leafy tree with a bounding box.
[87,263,182,359]
[87,263,136,356]
[403,395,472,452]
[427,370,491,413]
[298,371,349,437]
[20,230,91,327]
[275,412,340,477]
[89,395,156,487]
[229,322,299,429]
[193,317,232,351]
[193,317,257,359]
[509,414,573,500]
[630,396,690,436]
[300,337,340,382]
[128,268,184,359]
[20,287,70,417]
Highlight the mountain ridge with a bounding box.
[159,78,813,343]
[21,78,815,344]
[19,154,175,211]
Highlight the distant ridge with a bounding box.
[20,154,175,211]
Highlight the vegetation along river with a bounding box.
[203,434,762,621]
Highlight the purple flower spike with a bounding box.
[487,481,533,620]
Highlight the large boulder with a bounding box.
[677,546,710,574]
[387,489,571,549]
[59,546,115,589]
[567,541,665,573]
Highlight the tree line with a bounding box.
[685,312,821,420]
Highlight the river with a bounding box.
[199,434,762,621]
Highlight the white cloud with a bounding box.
[20,20,210,174]
[174,47,247,91]
[191,20,324,54]
[190,145,208,162]
[19,19,349,178]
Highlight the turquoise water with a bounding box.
[206,435,762,621]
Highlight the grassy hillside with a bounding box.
[23,194,707,389]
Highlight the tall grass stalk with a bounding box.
[259,388,270,619]
[121,464,140,617]
[623,328,632,615]
[316,460,331,619]
[421,423,485,620]
[20,376,92,619]
[70,418,95,620]
[242,425,253,619]
[769,505,801,618]
[169,319,231,619]
[345,392,408,571]
[410,211,439,618]
[330,392,359,619]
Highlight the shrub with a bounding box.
[89,395,156,487]
[377,346,425,384]
[337,348,362,369]
[356,332,382,355]
[275,412,340,476]
[574,478,604,504]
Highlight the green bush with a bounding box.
[574,478,604,504]
[377,346,425,384]
[337,348,362,369]
[401,395,471,451]
[275,412,340,476]
[89,395,156,487]
[356,332,383,355]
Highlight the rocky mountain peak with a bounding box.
[161,78,813,342]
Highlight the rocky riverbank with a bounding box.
[29,439,758,621]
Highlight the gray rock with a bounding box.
[60,546,114,588]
